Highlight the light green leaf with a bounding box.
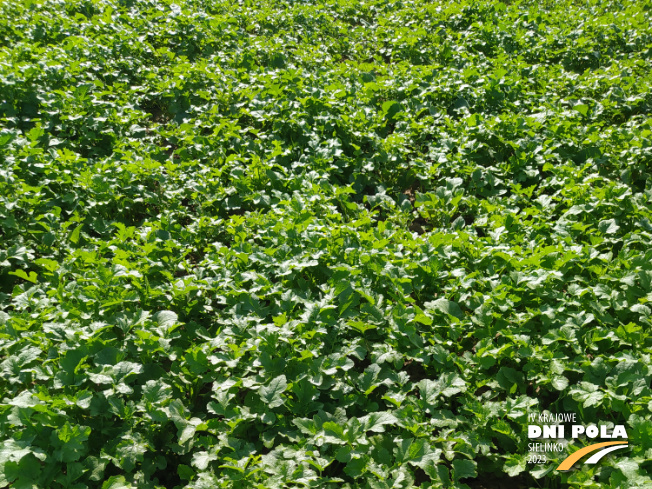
[8,269,37,284]
[361,412,397,433]
[192,451,218,470]
[598,219,619,234]
[260,374,288,408]
[69,224,83,244]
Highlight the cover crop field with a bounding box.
[1,0,651,487]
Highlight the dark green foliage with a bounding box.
[1,0,651,487]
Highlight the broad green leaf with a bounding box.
[598,219,620,234]
[102,476,136,489]
[69,224,83,244]
[8,270,37,284]
[259,375,288,408]
[192,451,218,470]
[452,459,477,481]
[361,412,397,433]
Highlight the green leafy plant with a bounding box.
[1,0,651,487]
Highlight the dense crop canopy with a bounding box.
[1,0,651,488]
